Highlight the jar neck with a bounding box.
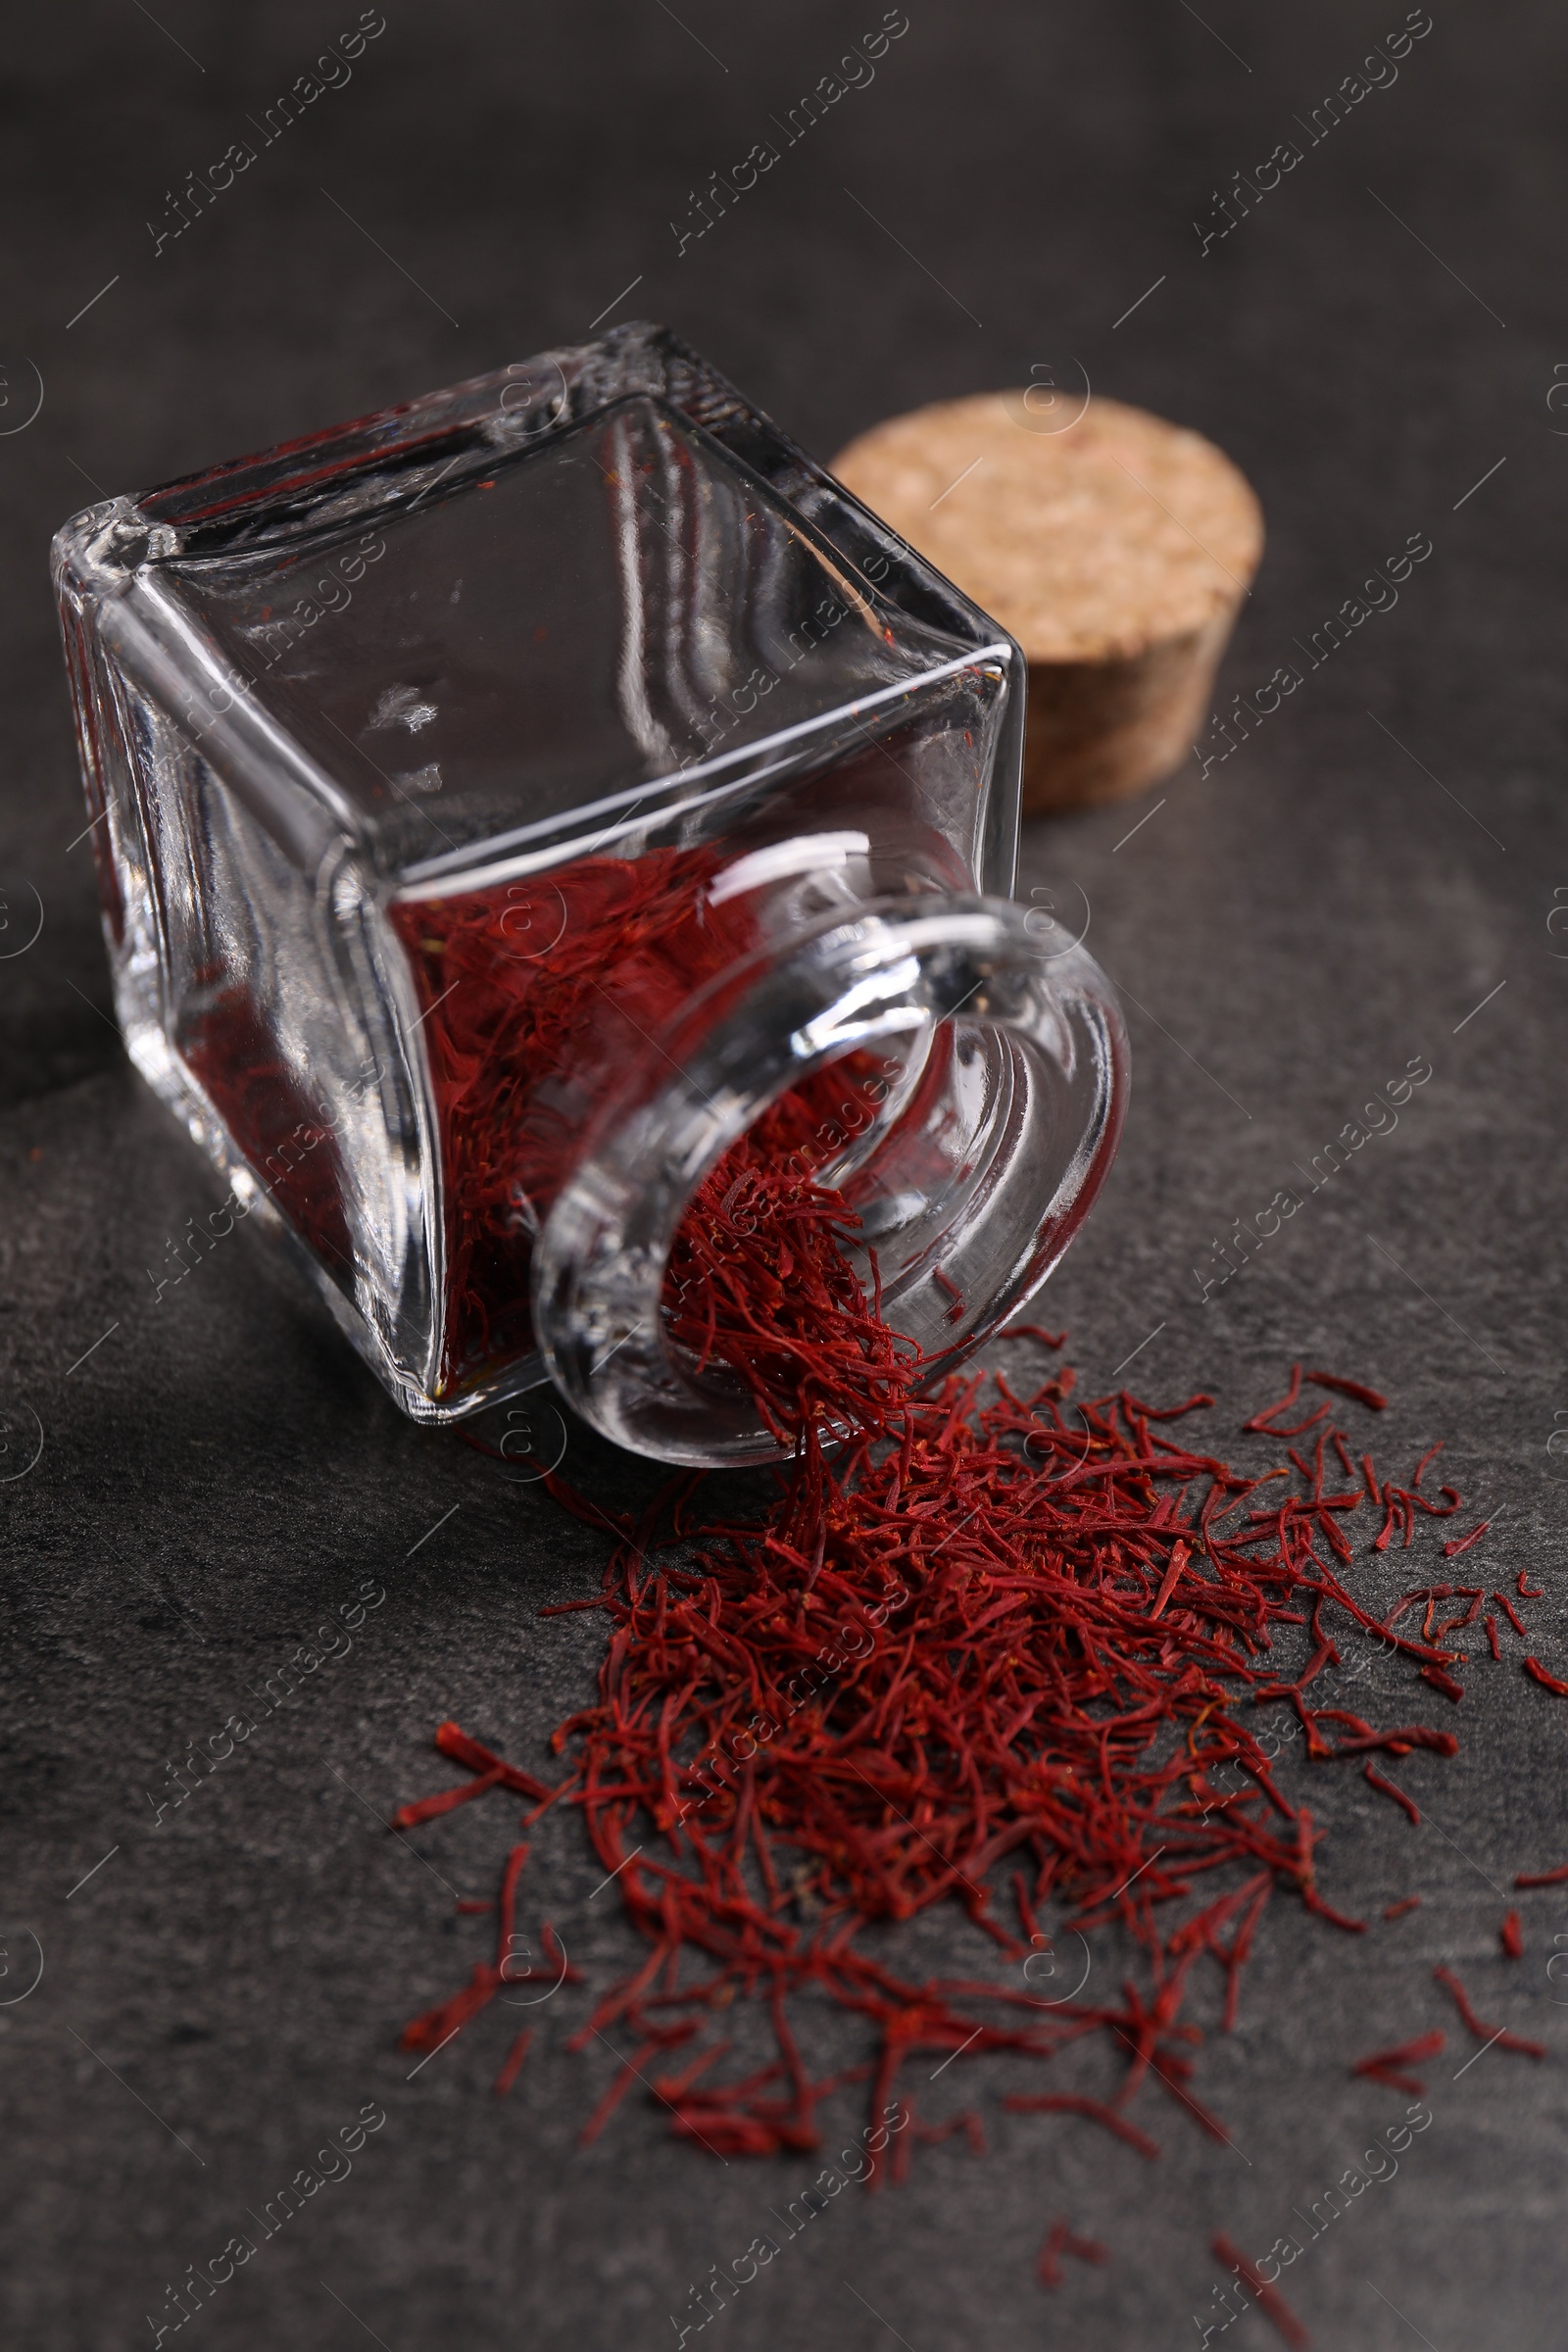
[533,893,1128,1466]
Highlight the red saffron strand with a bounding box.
[1357,2062,1427,2096]
[1432,1966,1546,2058]
[1383,1896,1423,1920]
[1149,1540,1189,1621]
[1036,2216,1109,2288]
[1500,1911,1524,1960]
[1515,1862,1568,1888]
[495,1842,530,1979]
[1443,1520,1491,1559]
[493,2026,534,2096]
[1519,1570,1545,1597]
[399,1960,502,2054]
[1036,2217,1070,2287]
[1522,1656,1568,1698]
[1363,1766,1420,1826]
[1244,1366,1307,1432]
[1306,1371,1388,1411]
[1353,2030,1445,2076]
[1211,2232,1310,2351]
[433,1720,555,1802]
[391,1767,505,1829]
[932,1265,966,1324]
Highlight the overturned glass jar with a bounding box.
[53,324,1127,1465]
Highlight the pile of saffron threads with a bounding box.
[397,1102,1561,2180]
[660,1058,914,1453]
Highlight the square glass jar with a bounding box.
[54,324,1124,1462]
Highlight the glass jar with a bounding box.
[52,324,1128,1466]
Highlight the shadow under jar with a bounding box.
[53,324,1128,1467]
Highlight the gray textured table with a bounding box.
[3,5,1564,2347]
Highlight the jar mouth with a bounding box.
[532,894,1128,1467]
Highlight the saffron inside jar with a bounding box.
[181,991,356,1274]
[391,848,740,1395]
[390,844,915,1415]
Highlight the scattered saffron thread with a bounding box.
[1037,2215,1110,2289]
[1432,1965,1545,2059]
[1211,2230,1310,2349]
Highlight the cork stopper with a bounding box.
[831,392,1263,813]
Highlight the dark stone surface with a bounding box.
[3,3,1565,2347]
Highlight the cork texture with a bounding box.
[831,392,1263,810]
